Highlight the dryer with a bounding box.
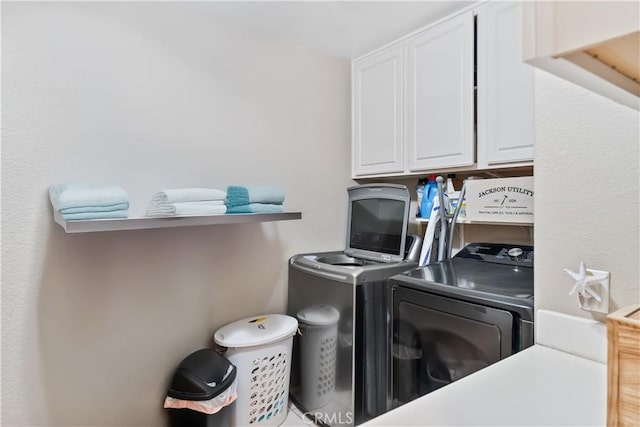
[388,242,534,409]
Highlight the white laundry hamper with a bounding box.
[214,314,298,427]
[296,305,340,410]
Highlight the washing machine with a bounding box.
[287,184,420,427]
[388,242,534,409]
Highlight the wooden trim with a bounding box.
[526,55,640,111]
[585,31,640,83]
[607,304,640,427]
[563,51,640,97]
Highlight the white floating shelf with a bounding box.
[415,217,533,227]
[54,210,302,233]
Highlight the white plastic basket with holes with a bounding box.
[214,314,298,427]
[296,304,340,410]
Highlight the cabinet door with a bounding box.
[477,1,535,166]
[407,11,475,172]
[352,45,405,176]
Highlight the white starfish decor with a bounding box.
[563,261,607,302]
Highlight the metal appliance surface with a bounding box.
[388,242,534,409]
[287,184,416,427]
[344,184,411,263]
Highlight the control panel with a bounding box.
[455,243,534,267]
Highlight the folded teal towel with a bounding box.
[226,186,284,208]
[49,183,128,211]
[226,203,284,214]
[60,202,130,214]
[62,209,129,221]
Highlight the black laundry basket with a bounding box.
[166,349,237,427]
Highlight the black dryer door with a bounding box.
[391,286,513,408]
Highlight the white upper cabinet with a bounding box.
[352,45,405,176]
[351,2,537,178]
[477,1,535,167]
[407,10,475,172]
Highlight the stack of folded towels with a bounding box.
[225,186,285,214]
[146,188,227,217]
[49,183,129,220]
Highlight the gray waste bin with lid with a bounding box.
[164,348,237,427]
[296,304,340,410]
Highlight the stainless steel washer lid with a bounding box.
[289,251,417,285]
[345,184,410,263]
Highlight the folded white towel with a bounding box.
[146,201,227,217]
[151,188,226,206]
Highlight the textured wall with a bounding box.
[1,3,352,425]
[534,69,640,321]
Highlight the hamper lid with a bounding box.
[297,304,340,326]
[214,314,298,348]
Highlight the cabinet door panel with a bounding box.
[407,11,475,171]
[353,45,404,176]
[478,1,535,166]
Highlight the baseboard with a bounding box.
[536,309,607,363]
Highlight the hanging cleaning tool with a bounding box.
[418,195,443,266]
[435,176,449,262]
[419,175,469,265]
[447,180,467,260]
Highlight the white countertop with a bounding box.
[362,344,607,426]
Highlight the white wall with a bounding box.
[1,3,352,425]
[534,69,640,321]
